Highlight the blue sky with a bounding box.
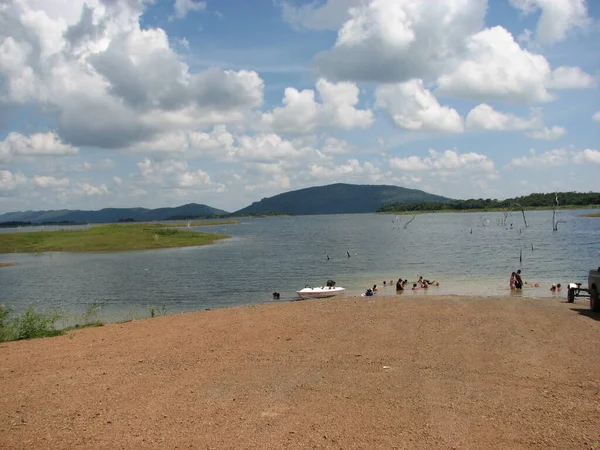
[0,0,598,213]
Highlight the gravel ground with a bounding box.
[1,295,599,450]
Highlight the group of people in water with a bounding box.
[364,276,440,296]
[509,269,562,292]
[363,271,562,297]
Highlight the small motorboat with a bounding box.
[296,280,345,299]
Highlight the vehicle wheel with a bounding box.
[591,286,599,313]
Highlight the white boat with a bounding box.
[296,284,346,299]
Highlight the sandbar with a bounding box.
[1,295,599,449]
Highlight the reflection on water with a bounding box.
[0,210,598,323]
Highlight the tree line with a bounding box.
[377,192,600,213]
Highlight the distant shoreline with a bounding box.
[0,223,230,254]
[379,205,600,215]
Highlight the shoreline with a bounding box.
[0,223,230,254]
[1,295,598,449]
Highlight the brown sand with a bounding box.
[1,295,599,450]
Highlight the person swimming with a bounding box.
[418,276,438,286]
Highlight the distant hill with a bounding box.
[0,203,229,224]
[233,183,450,216]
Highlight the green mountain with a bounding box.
[0,203,229,224]
[233,183,450,216]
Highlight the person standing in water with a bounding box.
[515,270,523,289]
[396,278,404,291]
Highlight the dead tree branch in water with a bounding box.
[513,202,528,227]
[403,215,416,229]
[552,192,566,231]
[499,208,512,226]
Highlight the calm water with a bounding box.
[0,210,598,324]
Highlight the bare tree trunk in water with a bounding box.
[514,202,528,227]
[403,215,416,229]
[552,193,566,231]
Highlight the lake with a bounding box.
[0,210,598,324]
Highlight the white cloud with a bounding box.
[0,1,264,149]
[126,126,236,160]
[320,137,355,156]
[136,158,223,191]
[466,104,542,130]
[78,182,109,197]
[525,126,566,140]
[244,173,291,193]
[438,26,594,103]
[572,149,600,165]
[33,176,70,188]
[261,88,319,134]
[0,170,27,194]
[0,131,78,164]
[509,148,600,167]
[375,80,464,133]
[386,149,499,197]
[314,0,487,82]
[178,170,213,187]
[390,149,496,174]
[281,0,361,30]
[188,126,236,156]
[593,111,600,123]
[261,79,372,134]
[547,66,596,89]
[437,26,554,103]
[172,0,207,20]
[308,159,384,184]
[509,0,589,44]
[466,104,567,140]
[234,134,314,163]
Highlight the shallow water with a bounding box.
[0,210,598,323]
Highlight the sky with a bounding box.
[0,0,599,214]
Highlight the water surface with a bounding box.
[1,210,598,323]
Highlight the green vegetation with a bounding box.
[0,305,62,342]
[80,303,102,327]
[378,192,600,213]
[0,223,229,254]
[148,304,169,318]
[234,183,450,215]
[0,301,177,343]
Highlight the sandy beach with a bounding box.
[1,295,599,449]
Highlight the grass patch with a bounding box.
[148,304,169,318]
[0,223,229,253]
[0,305,63,342]
[0,303,106,342]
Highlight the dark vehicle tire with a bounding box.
[567,288,575,303]
[591,286,599,312]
